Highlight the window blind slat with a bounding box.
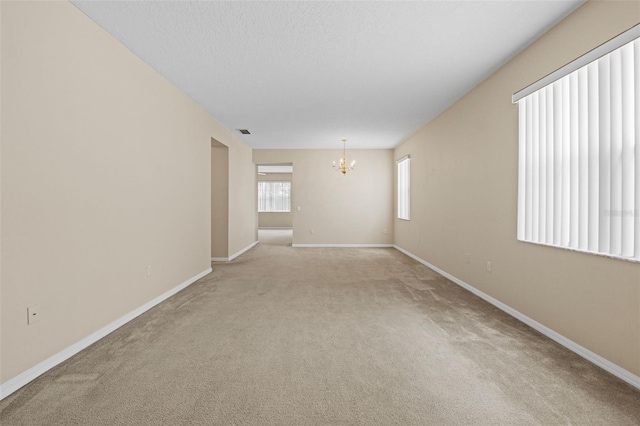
[587,62,600,252]
[539,90,547,243]
[599,56,612,254]
[578,67,589,250]
[634,39,640,261]
[532,93,540,241]
[569,73,580,248]
[610,49,623,255]
[621,42,635,257]
[546,85,555,243]
[561,77,571,247]
[553,81,563,246]
[525,96,533,241]
[518,101,526,240]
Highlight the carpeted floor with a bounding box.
[1,229,639,425]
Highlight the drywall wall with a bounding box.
[0,0,3,389]
[228,140,258,257]
[394,0,640,377]
[254,150,394,245]
[211,142,229,258]
[0,1,256,386]
[259,212,292,229]
[258,173,293,228]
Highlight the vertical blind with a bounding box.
[258,181,291,212]
[397,156,410,220]
[514,31,639,261]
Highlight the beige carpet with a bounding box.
[1,229,639,425]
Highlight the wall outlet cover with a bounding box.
[27,304,41,325]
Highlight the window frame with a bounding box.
[397,156,410,221]
[513,26,640,262]
[257,181,292,213]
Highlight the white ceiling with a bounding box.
[71,0,584,150]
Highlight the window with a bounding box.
[397,156,410,220]
[513,25,639,261]
[258,181,291,212]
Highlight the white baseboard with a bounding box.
[392,245,640,391]
[211,240,259,262]
[0,267,212,400]
[292,243,394,248]
[229,241,259,261]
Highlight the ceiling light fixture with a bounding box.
[332,138,356,175]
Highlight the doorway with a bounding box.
[256,164,293,247]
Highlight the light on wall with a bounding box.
[332,138,356,175]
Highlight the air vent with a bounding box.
[237,129,251,135]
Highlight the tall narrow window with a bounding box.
[397,156,410,220]
[513,24,640,262]
[258,181,291,212]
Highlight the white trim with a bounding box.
[0,267,213,400]
[392,245,640,391]
[513,23,640,102]
[211,241,259,262]
[292,244,393,248]
[257,165,293,174]
[396,154,410,163]
[258,227,292,230]
[518,239,640,264]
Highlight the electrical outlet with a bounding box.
[146,265,152,277]
[465,254,470,264]
[486,261,492,272]
[383,228,388,234]
[27,304,41,325]
[310,228,315,234]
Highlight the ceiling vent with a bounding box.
[237,129,251,135]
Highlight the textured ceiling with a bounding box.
[71,1,584,150]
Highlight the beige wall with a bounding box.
[254,150,394,245]
[258,173,293,228]
[0,0,3,388]
[211,142,229,258]
[0,1,256,384]
[394,0,640,377]
[259,212,292,229]
[228,141,258,256]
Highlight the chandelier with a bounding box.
[332,138,356,175]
